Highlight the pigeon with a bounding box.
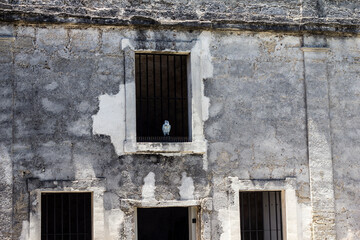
[162,120,171,136]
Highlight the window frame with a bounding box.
[40,192,93,240]
[123,44,207,154]
[27,178,106,240]
[134,52,191,143]
[239,191,285,240]
[225,177,301,240]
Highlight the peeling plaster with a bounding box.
[19,221,30,240]
[92,85,125,155]
[142,172,156,200]
[105,209,124,240]
[179,172,195,200]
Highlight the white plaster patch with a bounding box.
[179,172,195,200]
[121,38,134,50]
[218,208,231,240]
[0,144,12,185]
[192,31,212,122]
[142,172,156,200]
[92,85,125,155]
[105,209,124,240]
[19,220,30,240]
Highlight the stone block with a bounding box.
[70,28,99,52]
[37,27,68,51]
[102,30,122,54]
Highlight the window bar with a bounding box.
[240,193,245,240]
[279,192,283,240]
[68,194,71,240]
[173,56,177,136]
[77,194,79,240]
[61,194,64,240]
[84,193,86,239]
[268,192,272,240]
[146,54,149,137]
[255,192,259,240]
[45,194,48,240]
[167,55,170,135]
[180,56,185,138]
[153,54,156,136]
[248,193,252,240]
[53,194,56,239]
[160,55,163,127]
[139,54,142,138]
[275,192,279,240]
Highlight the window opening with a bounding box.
[41,192,92,240]
[240,191,283,240]
[135,53,189,142]
[137,207,190,240]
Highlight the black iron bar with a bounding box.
[54,194,56,239]
[84,193,86,240]
[279,192,283,240]
[167,55,170,132]
[76,194,79,240]
[241,193,245,240]
[68,194,71,240]
[46,194,48,240]
[248,193,252,240]
[180,56,184,137]
[173,55,177,136]
[275,192,279,240]
[139,54,142,137]
[153,54,156,137]
[61,194,64,240]
[255,192,258,240]
[160,55,163,127]
[146,55,149,137]
[268,192,272,240]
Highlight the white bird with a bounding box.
[162,120,171,136]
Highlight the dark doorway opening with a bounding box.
[41,192,92,240]
[137,207,189,240]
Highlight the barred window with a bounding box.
[240,191,283,240]
[135,53,190,142]
[41,193,92,240]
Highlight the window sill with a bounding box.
[124,140,207,155]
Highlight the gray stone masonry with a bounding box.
[1,2,360,238]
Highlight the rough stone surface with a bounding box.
[0,5,360,238]
[1,1,360,33]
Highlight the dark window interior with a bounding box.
[135,53,189,142]
[137,207,189,240]
[240,191,283,240]
[41,193,92,240]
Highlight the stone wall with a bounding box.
[0,21,359,240]
[1,1,360,33]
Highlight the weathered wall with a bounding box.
[1,0,360,33]
[327,37,360,240]
[0,21,359,240]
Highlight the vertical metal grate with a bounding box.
[239,191,283,240]
[41,193,92,240]
[135,53,189,142]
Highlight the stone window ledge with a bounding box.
[124,140,207,155]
